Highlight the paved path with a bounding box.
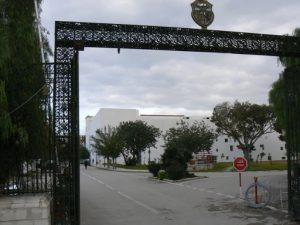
[80,166,296,225]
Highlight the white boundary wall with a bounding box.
[0,194,51,225]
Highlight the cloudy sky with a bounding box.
[41,0,300,134]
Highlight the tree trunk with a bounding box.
[242,149,251,163]
[113,158,116,169]
[106,157,110,168]
[121,152,129,165]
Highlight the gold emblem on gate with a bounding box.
[191,0,214,29]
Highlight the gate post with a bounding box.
[71,50,80,225]
[284,66,300,219]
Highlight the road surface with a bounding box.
[80,166,295,225]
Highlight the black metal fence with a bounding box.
[0,160,54,195]
[0,63,55,196]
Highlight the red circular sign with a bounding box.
[233,157,248,172]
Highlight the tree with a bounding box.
[80,145,90,160]
[91,126,123,168]
[162,120,216,176]
[259,152,266,163]
[0,81,12,141]
[211,101,275,162]
[118,120,161,166]
[269,76,285,140]
[269,28,300,140]
[0,0,52,183]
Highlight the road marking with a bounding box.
[117,191,159,214]
[82,172,158,215]
[117,191,132,200]
[266,205,277,211]
[207,190,214,193]
[82,172,106,185]
[216,192,224,196]
[225,195,235,199]
[105,184,115,190]
[133,200,159,214]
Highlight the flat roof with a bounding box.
[140,114,185,117]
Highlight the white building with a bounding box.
[85,108,287,166]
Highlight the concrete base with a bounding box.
[0,194,51,225]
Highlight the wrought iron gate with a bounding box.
[0,63,54,196]
[53,21,300,224]
[52,61,80,225]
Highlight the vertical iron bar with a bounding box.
[284,66,300,218]
[52,43,58,225]
[26,161,29,192]
[72,50,80,225]
[284,68,292,212]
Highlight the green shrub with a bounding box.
[157,170,167,180]
[148,163,162,177]
[126,158,139,166]
[166,163,185,180]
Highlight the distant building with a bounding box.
[85,108,287,166]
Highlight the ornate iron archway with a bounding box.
[54,21,300,224]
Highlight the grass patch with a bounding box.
[197,161,287,172]
[115,161,287,172]
[246,161,287,171]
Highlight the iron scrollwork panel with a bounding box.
[53,61,76,224]
[55,21,300,57]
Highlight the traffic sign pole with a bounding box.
[239,172,242,198]
[233,157,248,199]
[254,176,259,204]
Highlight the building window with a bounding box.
[280,147,284,150]
[230,145,233,151]
[226,156,229,160]
[260,144,264,150]
[216,148,219,152]
[282,157,286,160]
[225,138,228,143]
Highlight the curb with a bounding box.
[93,166,149,173]
[148,175,208,183]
